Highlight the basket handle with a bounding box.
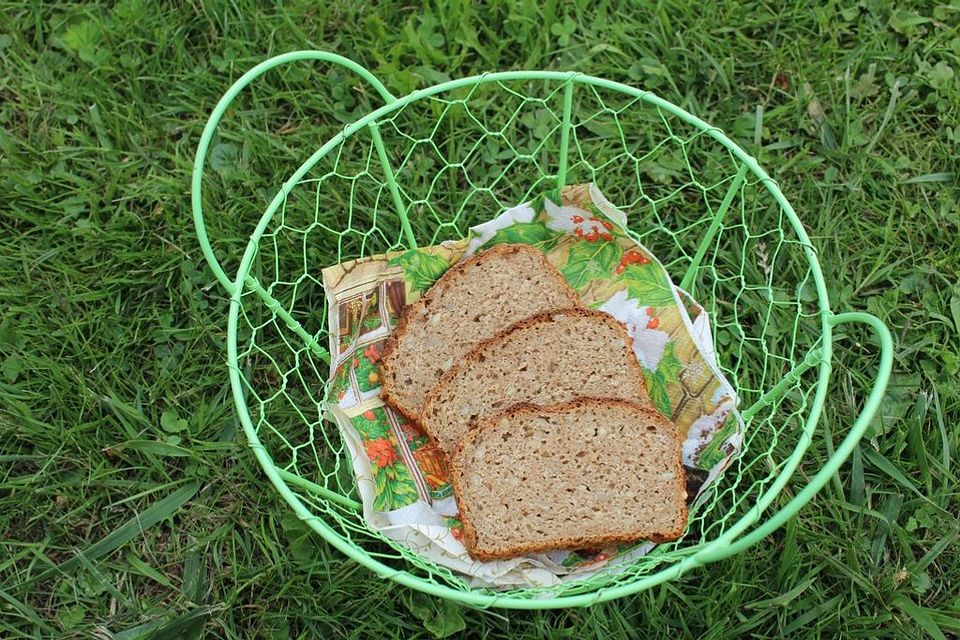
[191,51,397,294]
[696,311,894,565]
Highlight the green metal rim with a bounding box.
[194,51,894,609]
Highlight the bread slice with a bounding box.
[419,309,650,456]
[379,244,581,421]
[450,398,688,561]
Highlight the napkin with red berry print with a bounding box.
[321,183,742,589]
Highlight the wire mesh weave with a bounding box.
[192,52,891,609]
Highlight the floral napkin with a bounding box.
[321,183,742,588]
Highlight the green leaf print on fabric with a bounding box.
[696,412,738,470]
[560,239,623,291]
[643,368,671,417]
[620,262,676,307]
[371,450,420,512]
[445,516,465,543]
[658,340,683,380]
[642,341,683,418]
[529,193,549,214]
[560,547,612,568]
[331,361,351,403]
[353,409,391,440]
[362,314,382,332]
[354,342,385,392]
[489,221,562,251]
[388,249,450,294]
[561,549,591,568]
[354,408,420,511]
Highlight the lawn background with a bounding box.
[1,1,958,638]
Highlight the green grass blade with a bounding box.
[891,594,947,640]
[112,619,167,640]
[146,607,215,640]
[182,548,208,603]
[861,448,926,501]
[0,588,57,635]
[125,552,177,590]
[900,172,953,184]
[780,595,842,636]
[933,389,952,474]
[744,574,819,609]
[850,444,865,506]
[909,529,959,575]
[20,480,200,587]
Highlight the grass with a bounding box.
[1,1,958,637]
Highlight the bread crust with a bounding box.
[418,308,651,454]
[379,243,581,422]
[449,397,688,561]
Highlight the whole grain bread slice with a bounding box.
[379,244,581,421]
[450,397,688,561]
[419,308,651,456]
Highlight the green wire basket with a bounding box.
[191,51,893,609]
